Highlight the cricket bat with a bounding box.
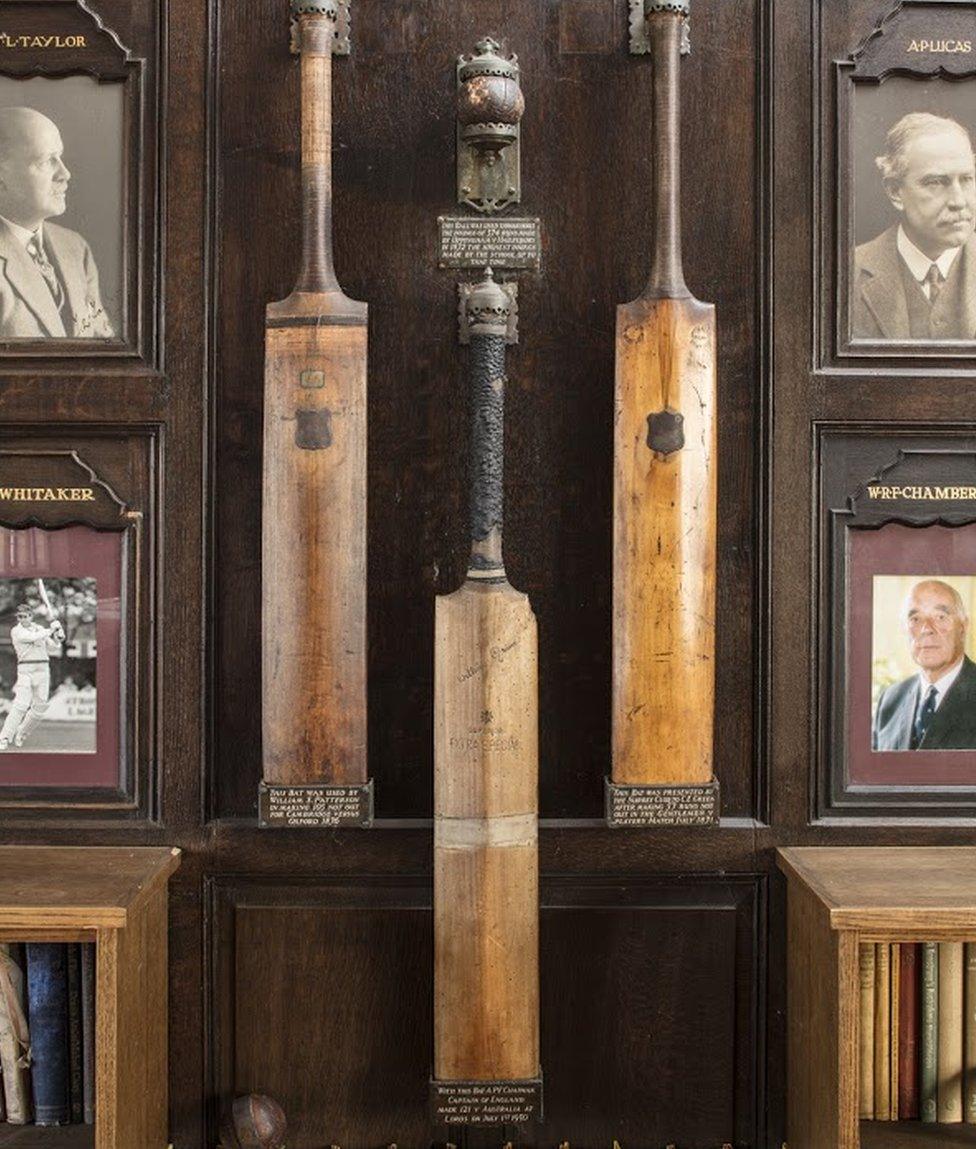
[612,0,717,788]
[433,271,540,1088]
[36,578,55,622]
[262,0,368,787]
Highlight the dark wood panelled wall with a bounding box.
[4,0,964,1145]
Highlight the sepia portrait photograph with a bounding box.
[850,78,976,344]
[0,75,123,342]
[0,525,122,791]
[0,576,96,755]
[872,574,976,752]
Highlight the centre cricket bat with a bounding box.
[433,271,539,1087]
[612,0,717,788]
[262,0,368,787]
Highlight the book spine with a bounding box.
[939,941,965,1123]
[890,943,900,1120]
[26,943,70,1126]
[859,943,875,1119]
[874,942,891,1120]
[921,941,939,1123]
[0,943,32,1124]
[967,943,976,1124]
[81,942,95,1125]
[898,942,920,1121]
[66,944,83,1123]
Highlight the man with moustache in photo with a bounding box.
[873,579,976,751]
[0,106,112,339]
[853,112,976,341]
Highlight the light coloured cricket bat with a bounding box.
[434,271,539,1086]
[262,0,368,787]
[36,578,55,621]
[612,0,717,787]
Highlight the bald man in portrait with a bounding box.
[853,113,976,342]
[0,107,113,339]
[872,579,976,752]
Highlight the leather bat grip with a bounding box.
[468,330,506,574]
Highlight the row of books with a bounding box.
[0,942,95,1127]
[860,941,976,1123]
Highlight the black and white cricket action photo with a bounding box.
[0,576,96,755]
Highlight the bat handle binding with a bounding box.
[465,269,511,578]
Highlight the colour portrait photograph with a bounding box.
[872,574,976,752]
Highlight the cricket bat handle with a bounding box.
[645,0,690,299]
[292,1,339,296]
[467,272,509,578]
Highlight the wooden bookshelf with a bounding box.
[0,847,180,1149]
[860,1121,976,1146]
[0,1127,93,1147]
[778,847,976,1149]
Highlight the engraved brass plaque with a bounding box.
[258,781,374,828]
[438,216,541,271]
[430,1078,543,1125]
[605,777,720,827]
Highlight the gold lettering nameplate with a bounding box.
[0,487,96,502]
[0,34,88,49]
[907,39,973,53]
[867,485,976,500]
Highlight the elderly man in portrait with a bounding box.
[853,112,976,341]
[0,106,112,339]
[873,579,976,751]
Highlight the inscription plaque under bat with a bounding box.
[258,781,373,829]
[438,216,542,270]
[430,1078,543,1125]
[605,778,720,828]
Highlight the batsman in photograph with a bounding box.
[0,582,65,751]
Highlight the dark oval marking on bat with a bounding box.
[646,408,684,456]
[295,408,333,450]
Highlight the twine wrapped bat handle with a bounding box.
[466,268,511,578]
[643,0,691,296]
[288,0,341,296]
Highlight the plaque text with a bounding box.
[0,34,88,49]
[867,485,976,501]
[907,39,972,53]
[0,487,96,503]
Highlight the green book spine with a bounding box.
[921,941,939,1123]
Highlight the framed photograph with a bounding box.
[0,76,124,341]
[0,436,156,820]
[833,0,976,360]
[818,427,976,818]
[0,0,159,365]
[0,531,120,787]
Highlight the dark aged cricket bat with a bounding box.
[262,0,367,787]
[613,0,717,789]
[434,271,539,1090]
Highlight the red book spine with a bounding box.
[899,943,921,1120]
